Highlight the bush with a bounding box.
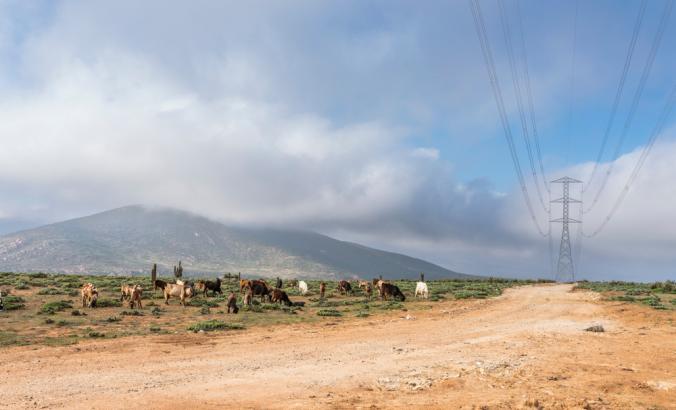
[14,282,30,290]
[88,331,105,338]
[44,318,55,324]
[317,309,342,317]
[96,298,122,308]
[200,306,211,315]
[149,326,162,333]
[106,316,121,323]
[187,320,245,332]
[40,300,73,314]
[188,298,220,308]
[37,288,67,295]
[71,309,86,316]
[3,295,26,311]
[120,310,143,316]
[355,311,370,318]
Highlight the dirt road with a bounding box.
[1,284,674,409]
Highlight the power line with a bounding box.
[469,0,547,236]
[584,83,676,238]
[584,0,647,193]
[497,0,548,212]
[515,0,550,195]
[585,0,674,213]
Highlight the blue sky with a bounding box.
[0,0,674,281]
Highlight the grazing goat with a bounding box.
[163,283,193,306]
[298,280,308,295]
[319,282,326,299]
[195,278,222,297]
[226,292,239,314]
[381,283,406,301]
[129,285,143,309]
[358,281,373,299]
[270,289,293,306]
[81,283,99,308]
[415,282,428,299]
[243,288,253,306]
[337,280,352,295]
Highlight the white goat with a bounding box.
[298,280,308,295]
[415,281,428,299]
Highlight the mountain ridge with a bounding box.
[0,205,471,280]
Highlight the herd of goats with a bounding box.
[79,276,431,314]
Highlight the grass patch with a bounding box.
[3,295,26,311]
[317,309,342,317]
[0,331,25,347]
[88,331,105,338]
[105,316,121,323]
[96,298,122,308]
[187,320,245,332]
[355,311,370,318]
[43,336,79,346]
[120,310,144,316]
[37,288,68,295]
[188,298,220,308]
[40,300,73,314]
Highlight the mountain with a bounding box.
[0,205,471,280]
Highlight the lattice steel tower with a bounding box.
[551,177,582,281]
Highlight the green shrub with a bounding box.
[149,326,162,333]
[200,306,211,315]
[188,298,220,308]
[96,298,122,308]
[355,311,370,318]
[106,316,121,323]
[40,300,73,314]
[37,288,68,295]
[187,320,244,332]
[71,309,85,316]
[14,282,30,290]
[3,295,26,310]
[88,331,105,338]
[317,309,342,317]
[120,310,143,316]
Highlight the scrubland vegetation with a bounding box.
[0,272,549,347]
[575,280,676,310]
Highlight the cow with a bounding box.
[319,282,326,299]
[298,280,308,295]
[270,289,293,306]
[239,279,252,294]
[358,281,373,299]
[415,281,429,299]
[120,284,135,302]
[373,278,386,299]
[195,278,222,297]
[226,292,239,314]
[243,288,253,306]
[250,280,271,302]
[163,283,194,306]
[81,283,99,308]
[381,283,406,301]
[337,280,352,296]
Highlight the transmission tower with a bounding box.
[551,177,582,281]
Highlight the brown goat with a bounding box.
[226,292,239,314]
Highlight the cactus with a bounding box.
[151,263,157,289]
[174,261,183,278]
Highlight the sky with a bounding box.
[0,0,675,281]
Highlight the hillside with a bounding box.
[0,206,469,279]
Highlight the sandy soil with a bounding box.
[0,284,674,409]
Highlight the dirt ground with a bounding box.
[0,284,674,409]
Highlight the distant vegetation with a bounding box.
[575,280,676,310]
[0,270,552,347]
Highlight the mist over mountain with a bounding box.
[0,206,469,280]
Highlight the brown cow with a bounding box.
[81,283,98,308]
[270,289,292,306]
[337,280,352,296]
[250,280,271,301]
[226,292,239,314]
[319,282,326,299]
[381,283,406,301]
[239,279,252,294]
